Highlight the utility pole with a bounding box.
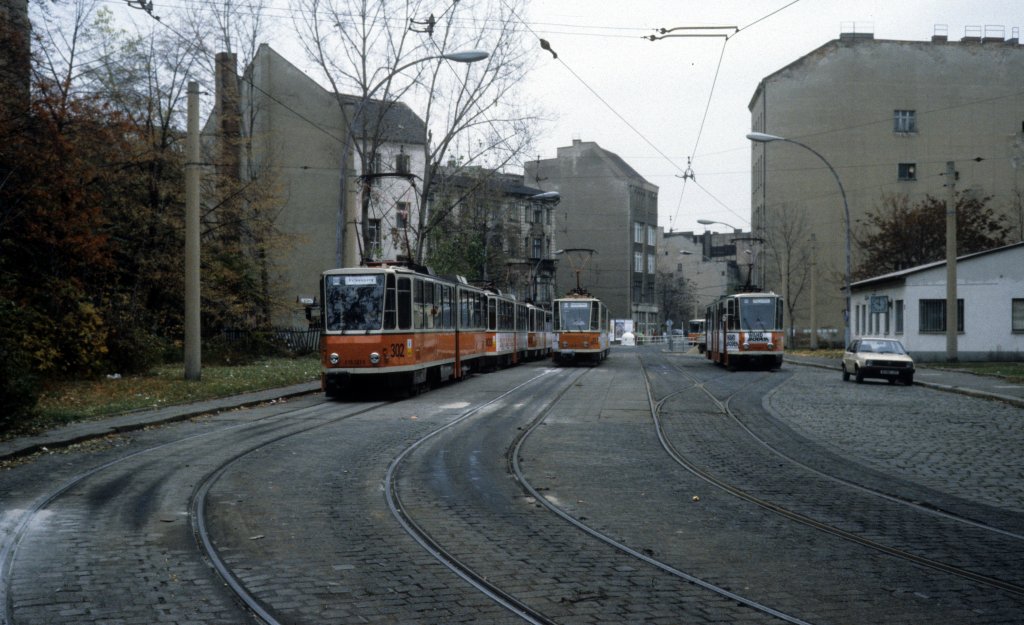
[809,234,818,349]
[184,81,201,381]
[945,161,958,362]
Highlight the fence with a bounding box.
[220,327,321,356]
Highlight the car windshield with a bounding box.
[860,340,906,355]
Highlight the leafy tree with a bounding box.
[425,168,514,283]
[855,192,1011,278]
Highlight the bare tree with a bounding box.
[294,0,540,265]
[763,202,812,341]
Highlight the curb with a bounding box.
[0,383,321,463]
[785,357,1024,409]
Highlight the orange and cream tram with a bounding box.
[525,304,553,360]
[552,293,610,365]
[704,291,784,369]
[482,290,519,370]
[320,264,488,397]
[687,318,706,353]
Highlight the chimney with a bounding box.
[215,52,241,182]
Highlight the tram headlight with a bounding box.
[369,352,381,365]
[329,352,340,365]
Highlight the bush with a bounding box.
[105,326,168,375]
[0,298,41,433]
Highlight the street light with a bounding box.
[338,49,489,267]
[747,131,852,346]
[696,218,740,230]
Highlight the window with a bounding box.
[395,202,409,229]
[647,253,655,274]
[894,109,917,133]
[898,163,917,181]
[634,222,643,243]
[919,299,964,333]
[532,237,542,259]
[1013,299,1024,332]
[634,252,643,272]
[895,299,904,334]
[647,225,656,246]
[534,207,543,223]
[395,152,410,174]
[367,219,382,249]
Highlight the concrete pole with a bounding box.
[184,81,201,380]
[945,161,958,362]
[809,234,818,349]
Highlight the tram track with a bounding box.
[505,371,817,625]
[643,353,1024,599]
[388,359,817,624]
[0,398,386,625]
[384,367,571,625]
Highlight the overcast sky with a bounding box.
[103,0,1019,235]
[518,0,1020,233]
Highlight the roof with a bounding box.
[851,241,1024,289]
[334,93,427,145]
[246,44,426,145]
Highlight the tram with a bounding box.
[319,262,553,397]
[552,293,610,365]
[687,318,706,353]
[704,291,784,369]
[319,263,486,396]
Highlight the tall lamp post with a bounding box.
[747,131,852,347]
[337,50,489,268]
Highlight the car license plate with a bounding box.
[880,369,899,375]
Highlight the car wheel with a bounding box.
[855,368,864,383]
[902,373,914,386]
[842,364,850,381]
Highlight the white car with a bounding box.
[842,338,915,385]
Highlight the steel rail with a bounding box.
[507,366,817,625]
[646,355,1024,597]
[0,400,332,625]
[384,367,572,625]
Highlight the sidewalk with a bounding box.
[0,381,321,462]
[785,355,1024,409]
[4,357,1022,463]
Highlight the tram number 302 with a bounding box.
[390,343,406,358]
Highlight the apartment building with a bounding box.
[750,26,1024,344]
[526,139,659,334]
[210,45,427,327]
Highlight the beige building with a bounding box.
[525,139,660,334]
[749,27,1024,346]
[657,227,744,327]
[210,45,427,327]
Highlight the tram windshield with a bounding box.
[558,300,593,331]
[324,274,384,331]
[738,297,780,331]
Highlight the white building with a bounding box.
[850,242,1024,361]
